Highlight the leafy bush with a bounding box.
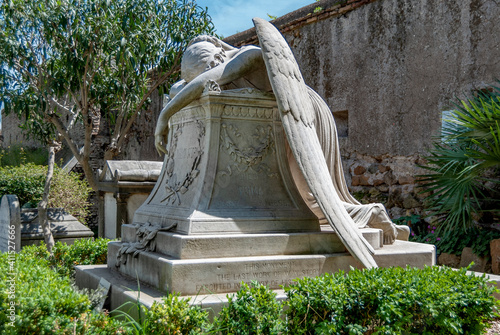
[419,83,500,234]
[285,266,497,334]
[0,251,129,334]
[22,238,110,277]
[143,293,210,334]
[0,163,91,221]
[414,226,500,257]
[213,281,284,334]
[0,144,48,167]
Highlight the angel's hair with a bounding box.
[181,35,236,82]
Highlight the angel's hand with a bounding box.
[155,128,169,156]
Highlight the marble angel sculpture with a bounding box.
[155,18,409,268]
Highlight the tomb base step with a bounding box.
[77,239,435,319]
[107,239,435,296]
[120,225,385,259]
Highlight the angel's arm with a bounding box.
[155,46,264,155]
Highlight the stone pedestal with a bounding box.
[133,88,318,235]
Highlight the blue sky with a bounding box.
[196,0,315,37]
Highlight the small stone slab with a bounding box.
[0,195,21,253]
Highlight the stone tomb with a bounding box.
[0,194,94,251]
[74,89,434,306]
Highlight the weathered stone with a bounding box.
[398,175,415,185]
[437,252,461,268]
[0,195,21,253]
[378,165,391,173]
[403,195,421,209]
[490,239,500,274]
[378,185,389,193]
[353,165,366,175]
[351,175,361,186]
[388,206,404,218]
[368,164,379,174]
[20,208,94,247]
[383,171,396,185]
[459,247,488,272]
[373,178,384,186]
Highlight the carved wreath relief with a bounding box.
[216,122,278,188]
[161,120,205,205]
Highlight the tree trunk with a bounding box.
[38,145,56,254]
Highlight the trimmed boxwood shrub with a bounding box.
[143,293,210,334]
[22,238,111,278]
[284,266,497,335]
[213,281,284,334]
[0,250,129,334]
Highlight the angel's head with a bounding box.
[181,36,229,83]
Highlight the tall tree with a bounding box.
[0,0,216,190]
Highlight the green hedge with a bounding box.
[213,281,283,334]
[285,266,497,334]
[144,294,210,334]
[0,163,92,222]
[2,237,497,334]
[0,250,129,334]
[22,238,111,278]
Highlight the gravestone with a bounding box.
[0,195,21,253]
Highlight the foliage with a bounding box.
[213,281,284,334]
[412,226,500,258]
[0,0,216,190]
[0,144,48,167]
[419,83,500,234]
[144,293,210,334]
[284,266,497,335]
[0,251,130,334]
[22,238,111,278]
[0,163,92,221]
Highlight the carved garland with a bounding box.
[219,123,274,170]
[115,222,177,267]
[161,120,205,205]
[216,123,278,187]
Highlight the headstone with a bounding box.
[0,195,21,253]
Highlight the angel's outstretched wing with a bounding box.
[253,17,377,268]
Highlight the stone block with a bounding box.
[107,238,435,296]
[0,195,21,253]
[398,175,415,185]
[132,90,319,235]
[459,247,488,272]
[490,239,500,274]
[383,171,396,185]
[20,208,94,247]
[437,252,461,268]
[378,165,391,173]
[353,165,366,175]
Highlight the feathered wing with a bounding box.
[253,17,377,268]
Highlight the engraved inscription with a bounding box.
[195,261,320,294]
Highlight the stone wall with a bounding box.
[1,113,41,149]
[225,0,500,218]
